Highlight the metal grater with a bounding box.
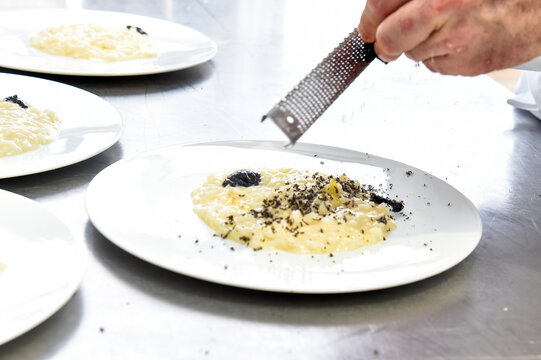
[262,29,377,145]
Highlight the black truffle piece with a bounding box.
[370,193,405,212]
[3,94,28,109]
[126,25,148,36]
[222,170,261,187]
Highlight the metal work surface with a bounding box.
[1,1,540,359]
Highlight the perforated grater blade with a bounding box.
[262,29,377,145]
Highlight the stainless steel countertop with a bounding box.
[1,1,541,359]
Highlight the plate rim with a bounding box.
[0,188,87,345]
[0,8,218,76]
[85,140,483,293]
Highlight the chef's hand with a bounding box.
[358,0,541,75]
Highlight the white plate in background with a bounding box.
[85,141,482,293]
[0,73,123,178]
[0,9,217,76]
[0,189,86,345]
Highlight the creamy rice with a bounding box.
[0,97,61,157]
[29,24,157,62]
[191,168,398,254]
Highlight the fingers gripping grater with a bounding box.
[262,29,377,145]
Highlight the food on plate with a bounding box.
[0,95,61,157]
[191,168,403,254]
[29,24,157,62]
[126,25,148,36]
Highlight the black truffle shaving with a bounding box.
[370,193,404,212]
[126,25,148,36]
[223,170,261,187]
[3,94,28,109]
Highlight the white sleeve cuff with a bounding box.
[513,56,541,71]
[507,71,541,119]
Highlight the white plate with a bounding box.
[85,141,482,293]
[0,73,123,178]
[0,189,86,345]
[0,9,217,76]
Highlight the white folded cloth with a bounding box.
[508,56,541,119]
